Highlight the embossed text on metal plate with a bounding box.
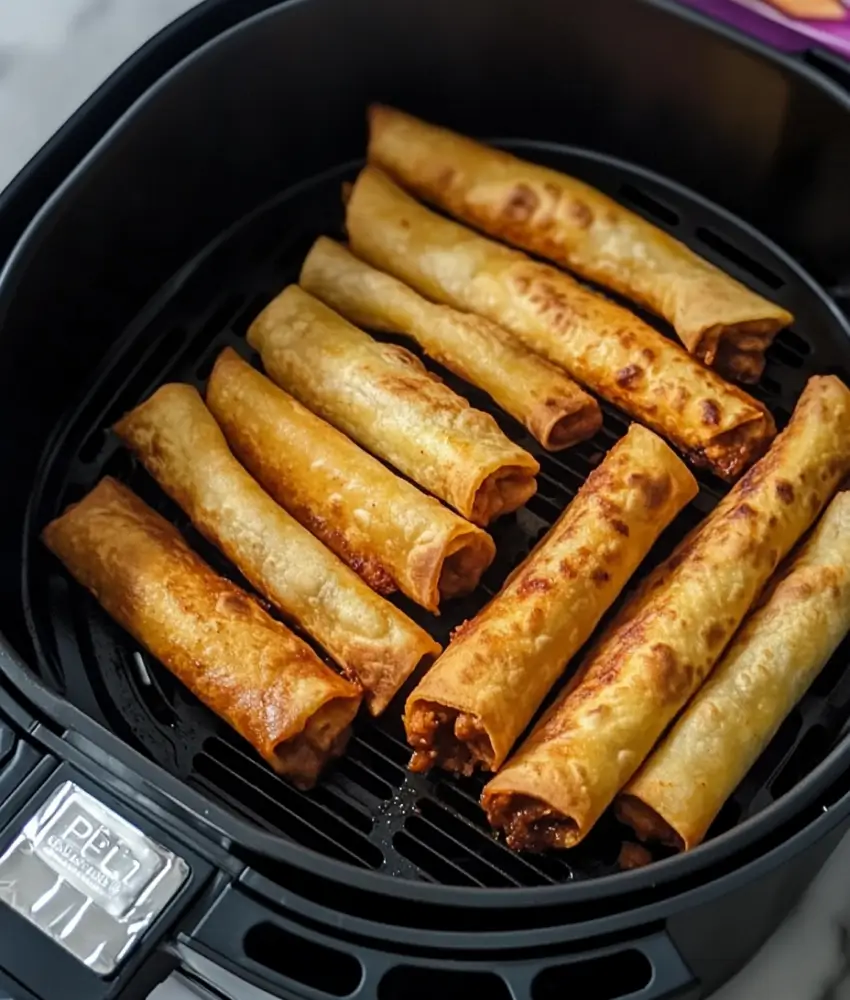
[0,781,189,975]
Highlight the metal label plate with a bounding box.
[0,781,189,975]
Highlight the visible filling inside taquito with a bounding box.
[406,702,495,775]
[543,404,602,450]
[437,531,497,601]
[484,793,580,852]
[615,794,684,852]
[697,411,774,479]
[697,318,780,380]
[273,697,358,789]
[471,466,538,525]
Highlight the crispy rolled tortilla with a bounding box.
[207,349,495,612]
[404,424,697,775]
[247,286,538,524]
[346,167,776,482]
[42,477,361,788]
[367,105,793,382]
[114,384,439,714]
[617,490,850,851]
[299,237,601,450]
[482,375,850,851]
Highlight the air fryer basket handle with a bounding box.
[0,720,58,1000]
[0,721,219,1000]
[0,929,175,1000]
[188,882,699,999]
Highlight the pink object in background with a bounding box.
[680,0,850,58]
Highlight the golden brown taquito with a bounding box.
[367,105,793,381]
[404,425,697,775]
[618,490,850,851]
[42,477,361,788]
[299,237,601,450]
[482,375,850,851]
[206,349,495,613]
[345,166,776,482]
[114,384,439,714]
[247,286,538,524]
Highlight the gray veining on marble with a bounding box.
[2,1,850,998]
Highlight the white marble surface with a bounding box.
[1,2,850,998]
[0,0,201,192]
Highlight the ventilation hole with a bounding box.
[196,293,246,342]
[195,348,220,383]
[536,469,581,505]
[430,781,568,885]
[434,785,575,885]
[207,739,376,834]
[810,640,850,698]
[768,343,803,370]
[194,744,382,868]
[618,184,680,227]
[746,709,805,789]
[129,651,181,727]
[233,292,275,337]
[526,492,563,523]
[361,722,415,763]
[532,950,653,1000]
[393,830,480,886]
[601,406,630,436]
[771,724,831,798]
[60,482,92,508]
[78,328,186,456]
[95,446,133,486]
[705,796,742,840]
[379,967,511,1000]
[695,228,785,290]
[434,779,493,828]
[334,755,395,800]
[244,922,362,997]
[776,328,811,356]
[417,799,549,886]
[772,406,792,429]
[549,447,600,479]
[115,326,189,420]
[770,341,805,376]
[78,327,186,462]
[350,736,408,783]
[309,785,375,835]
[403,815,516,887]
[759,374,782,396]
[78,427,107,464]
[599,425,624,448]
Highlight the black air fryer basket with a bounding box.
[1,1,850,998]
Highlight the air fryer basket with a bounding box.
[2,1,850,999]
[22,145,850,888]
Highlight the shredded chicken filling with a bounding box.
[407,702,494,775]
[273,698,356,789]
[485,793,580,852]
[471,467,536,525]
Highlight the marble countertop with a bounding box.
[1,2,850,998]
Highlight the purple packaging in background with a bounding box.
[680,0,850,59]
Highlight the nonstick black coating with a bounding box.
[22,142,850,889]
